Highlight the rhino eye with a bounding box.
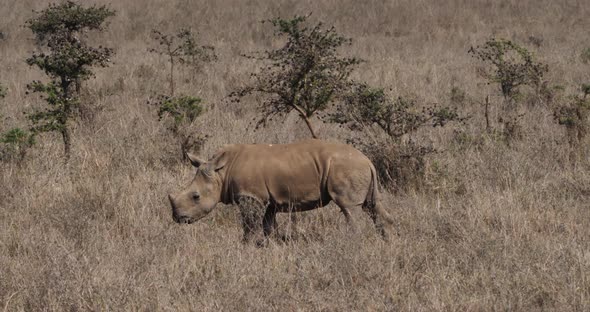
[191,192,200,202]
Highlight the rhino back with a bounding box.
[223,140,373,209]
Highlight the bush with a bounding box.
[334,83,461,191]
[231,14,361,139]
[152,95,207,160]
[0,128,35,163]
[333,83,460,139]
[157,95,204,130]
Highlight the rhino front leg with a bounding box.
[236,195,265,243]
[255,207,277,247]
[262,208,277,237]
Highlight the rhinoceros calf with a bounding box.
[168,139,394,242]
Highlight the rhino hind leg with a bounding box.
[362,201,393,240]
[335,205,358,233]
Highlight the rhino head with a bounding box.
[168,152,227,224]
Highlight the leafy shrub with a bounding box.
[0,128,35,162]
[231,14,361,139]
[152,95,207,159]
[157,95,203,131]
[333,83,460,139]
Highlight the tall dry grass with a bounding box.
[1,0,589,310]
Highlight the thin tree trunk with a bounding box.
[485,95,490,132]
[62,127,71,161]
[302,115,318,139]
[181,135,190,161]
[61,77,72,161]
[170,56,175,96]
[292,105,318,139]
[75,78,81,94]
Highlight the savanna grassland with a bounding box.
[1,0,589,310]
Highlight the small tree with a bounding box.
[149,28,215,160]
[25,1,115,160]
[0,128,36,163]
[150,28,216,96]
[469,39,548,139]
[153,94,207,160]
[231,15,361,139]
[469,38,548,103]
[332,83,461,190]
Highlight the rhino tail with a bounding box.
[366,164,394,225]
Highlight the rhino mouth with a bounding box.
[172,214,196,224]
[170,195,196,224]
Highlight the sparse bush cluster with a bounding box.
[5,3,585,189]
[334,83,459,138]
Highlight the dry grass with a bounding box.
[1,0,589,310]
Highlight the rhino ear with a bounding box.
[186,152,207,168]
[211,151,228,171]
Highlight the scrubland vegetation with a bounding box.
[1,0,589,310]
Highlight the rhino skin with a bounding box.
[168,139,394,243]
